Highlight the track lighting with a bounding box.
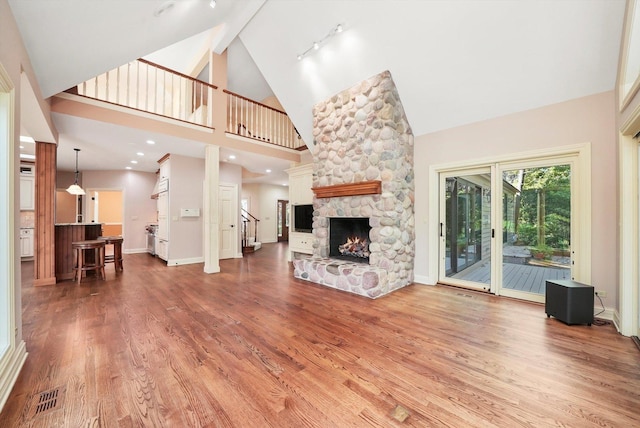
[297,23,345,60]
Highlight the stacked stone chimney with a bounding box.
[294,70,415,298]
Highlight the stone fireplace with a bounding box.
[293,70,414,298]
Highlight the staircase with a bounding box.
[242,209,261,253]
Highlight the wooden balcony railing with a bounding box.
[74,58,216,128]
[71,59,307,151]
[225,90,305,150]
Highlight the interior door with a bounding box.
[219,184,238,259]
[277,199,289,242]
[439,168,493,292]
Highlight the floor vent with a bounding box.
[390,404,410,423]
[27,386,65,419]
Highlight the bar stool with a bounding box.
[99,236,124,272]
[72,240,106,284]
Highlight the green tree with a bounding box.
[505,165,570,249]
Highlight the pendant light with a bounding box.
[66,148,86,195]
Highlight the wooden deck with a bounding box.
[452,259,570,294]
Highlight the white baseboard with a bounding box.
[123,248,149,254]
[593,306,614,321]
[0,340,27,412]
[167,257,204,266]
[413,274,436,285]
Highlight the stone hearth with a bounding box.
[293,70,414,298]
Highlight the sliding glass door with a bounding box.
[498,162,572,302]
[437,155,579,304]
[440,169,492,292]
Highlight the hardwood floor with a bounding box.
[1,243,639,427]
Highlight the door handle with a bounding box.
[440,222,443,237]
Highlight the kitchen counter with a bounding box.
[55,223,103,281]
[54,223,102,226]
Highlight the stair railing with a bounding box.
[225,89,306,150]
[73,58,217,128]
[241,208,260,251]
[69,59,309,151]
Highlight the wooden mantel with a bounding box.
[312,180,382,199]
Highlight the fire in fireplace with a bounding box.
[329,217,371,263]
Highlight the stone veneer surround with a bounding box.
[293,70,415,298]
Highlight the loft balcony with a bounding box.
[63,58,307,152]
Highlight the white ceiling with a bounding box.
[9,0,627,184]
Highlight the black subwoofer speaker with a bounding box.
[545,279,594,326]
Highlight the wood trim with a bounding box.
[34,142,57,286]
[66,93,216,131]
[137,58,218,90]
[312,181,381,198]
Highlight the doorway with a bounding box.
[277,199,289,242]
[85,189,123,236]
[219,183,238,259]
[434,146,589,303]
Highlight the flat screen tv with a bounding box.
[293,204,314,233]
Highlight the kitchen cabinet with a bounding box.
[20,228,34,257]
[156,238,168,261]
[287,164,313,205]
[156,154,170,262]
[156,191,169,261]
[20,175,35,210]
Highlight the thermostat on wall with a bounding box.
[180,208,200,217]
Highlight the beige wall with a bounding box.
[82,170,157,253]
[1,0,58,397]
[167,154,206,263]
[414,91,618,306]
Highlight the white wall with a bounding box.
[242,183,289,243]
[413,91,618,306]
[82,170,157,252]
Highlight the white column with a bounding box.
[618,134,639,336]
[203,145,220,273]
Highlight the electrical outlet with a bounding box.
[596,290,607,298]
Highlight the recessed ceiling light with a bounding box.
[209,0,216,8]
[228,155,236,160]
[130,160,138,164]
[146,140,155,145]
[137,152,144,156]
[125,166,132,170]
[19,136,35,143]
[282,183,288,186]
[266,169,272,173]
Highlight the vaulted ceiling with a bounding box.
[8,0,627,183]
